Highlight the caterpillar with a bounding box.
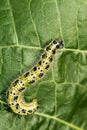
[6,39,63,115]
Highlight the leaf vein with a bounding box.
[8,0,19,45]
[35,112,83,130]
[54,0,64,41]
[29,0,41,47]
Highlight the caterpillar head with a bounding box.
[52,39,64,49]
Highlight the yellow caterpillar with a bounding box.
[7,39,63,115]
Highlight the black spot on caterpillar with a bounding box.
[6,39,63,115]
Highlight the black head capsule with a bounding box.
[52,39,64,49]
[56,40,63,49]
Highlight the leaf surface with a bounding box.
[0,0,87,130]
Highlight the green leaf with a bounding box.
[0,0,87,130]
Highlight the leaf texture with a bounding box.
[0,0,87,130]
